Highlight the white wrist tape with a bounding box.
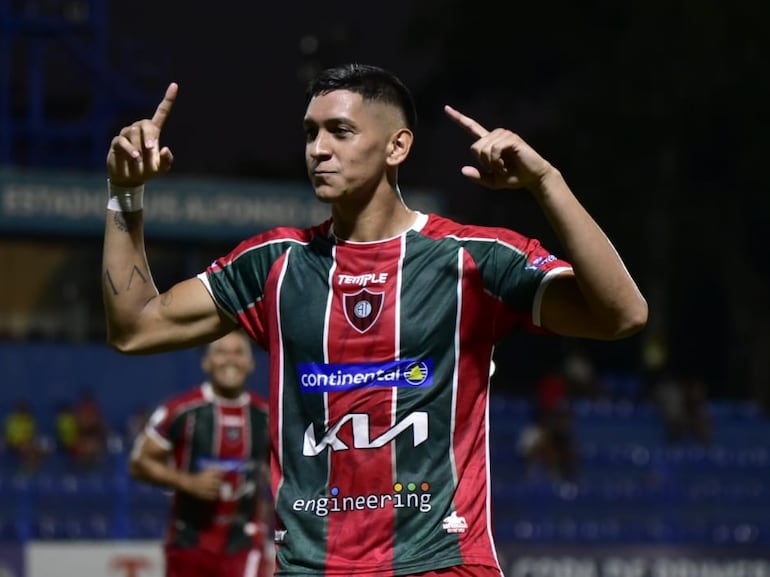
[107,180,144,212]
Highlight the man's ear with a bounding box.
[386,128,414,166]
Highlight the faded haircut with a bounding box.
[306,63,417,131]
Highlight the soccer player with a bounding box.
[104,63,647,576]
[129,330,273,577]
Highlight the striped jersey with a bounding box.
[145,383,269,555]
[198,212,571,576]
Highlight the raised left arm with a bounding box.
[530,168,647,340]
[444,105,648,340]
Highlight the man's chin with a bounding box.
[313,185,341,204]
[314,194,337,205]
[213,382,245,396]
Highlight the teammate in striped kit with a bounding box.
[103,64,647,576]
[129,330,273,577]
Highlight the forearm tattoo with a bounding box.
[106,210,149,296]
[112,211,141,232]
[103,265,149,296]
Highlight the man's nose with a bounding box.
[309,132,331,158]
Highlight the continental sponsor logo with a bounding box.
[298,359,432,393]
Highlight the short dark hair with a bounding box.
[306,63,417,131]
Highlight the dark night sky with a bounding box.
[107,1,431,178]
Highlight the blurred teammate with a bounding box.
[105,64,647,575]
[129,330,273,577]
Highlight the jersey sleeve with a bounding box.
[144,402,176,451]
[199,237,270,324]
[197,229,311,348]
[466,228,572,330]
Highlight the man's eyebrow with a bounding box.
[303,116,355,128]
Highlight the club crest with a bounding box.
[343,289,384,333]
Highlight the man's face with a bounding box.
[303,90,399,204]
[202,333,255,396]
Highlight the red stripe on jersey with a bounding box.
[196,403,251,553]
[324,237,405,570]
[213,222,331,350]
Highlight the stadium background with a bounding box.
[1,1,769,575]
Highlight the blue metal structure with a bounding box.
[0,0,161,169]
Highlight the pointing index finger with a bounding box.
[151,82,178,129]
[444,105,489,140]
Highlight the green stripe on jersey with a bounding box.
[275,243,334,570]
[393,232,464,561]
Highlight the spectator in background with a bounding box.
[55,400,79,455]
[54,393,109,470]
[129,330,273,577]
[518,370,579,482]
[72,389,109,469]
[562,346,605,400]
[3,400,46,472]
[650,367,712,446]
[535,369,569,420]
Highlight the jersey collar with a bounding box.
[201,382,250,407]
[329,211,428,243]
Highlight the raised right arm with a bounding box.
[102,83,236,354]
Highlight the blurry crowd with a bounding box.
[515,346,715,484]
[1,389,150,475]
[0,349,729,482]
